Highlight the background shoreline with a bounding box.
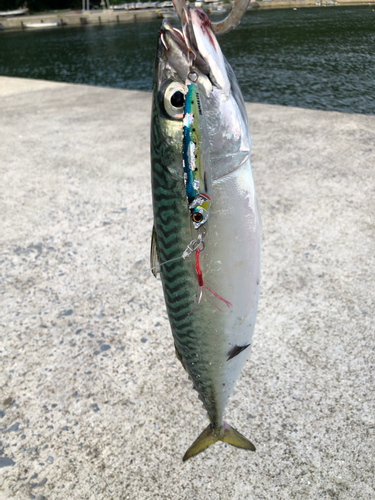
[1,1,374,31]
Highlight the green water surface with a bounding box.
[0,6,374,114]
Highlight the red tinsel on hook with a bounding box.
[184,248,232,322]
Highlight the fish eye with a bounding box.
[192,212,203,223]
[171,91,184,108]
[164,82,185,119]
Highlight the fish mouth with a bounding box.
[159,7,230,95]
[159,18,209,76]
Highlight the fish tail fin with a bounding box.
[220,422,256,451]
[183,424,219,462]
[183,422,256,462]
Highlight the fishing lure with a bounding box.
[182,81,211,228]
[181,76,232,316]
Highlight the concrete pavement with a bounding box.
[0,77,374,499]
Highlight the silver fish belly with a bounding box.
[150,6,261,461]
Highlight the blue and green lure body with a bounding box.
[182,82,211,229]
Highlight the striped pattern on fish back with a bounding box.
[150,90,221,425]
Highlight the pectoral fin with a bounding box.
[150,225,160,278]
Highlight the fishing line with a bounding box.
[119,255,184,284]
[6,237,204,322]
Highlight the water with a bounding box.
[1,6,374,114]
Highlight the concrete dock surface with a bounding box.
[0,77,374,499]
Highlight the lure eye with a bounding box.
[192,212,203,223]
[164,82,185,119]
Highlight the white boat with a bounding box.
[157,1,173,7]
[0,8,28,17]
[23,21,60,28]
[112,3,129,9]
[212,4,227,12]
[247,1,260,9]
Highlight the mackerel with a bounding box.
[150,4,261,461]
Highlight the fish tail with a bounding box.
[183,422,255,462]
